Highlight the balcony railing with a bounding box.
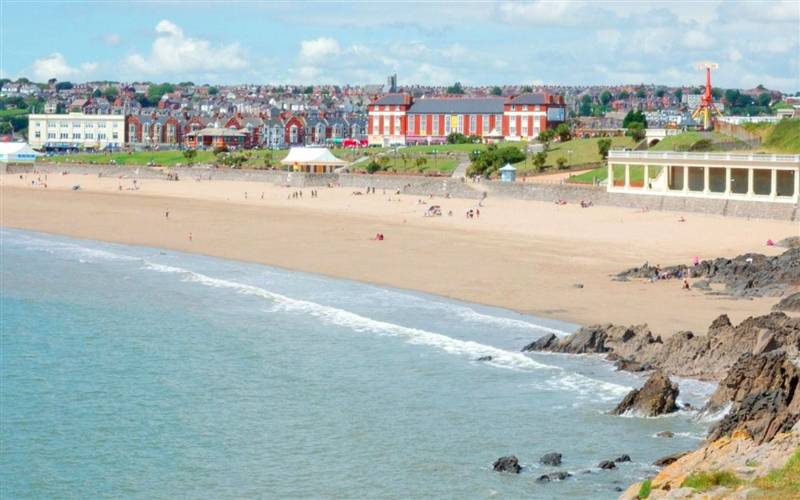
[608,150,800,163]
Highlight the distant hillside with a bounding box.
[760,119,800,153]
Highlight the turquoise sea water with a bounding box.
[1,228,715,499]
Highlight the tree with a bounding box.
[377,155,391,170]
[600,90,612,105]
[147,83,175,101]
[757,92,771,107]
[55,81,74,91]
[468,144,525,177]
[366,160,381,174]
[618,90,630,100]
[521,85,533,93]
[92,89,102,98]
[447,132,471,144]
[655,87,666,98]
[103,87,119,100]
[414,156,427,172]
[304,86,314,94]
[178,81,195,87]
[622,110,647,128]
[597,138,612,160]
[446,81,464,94]
[532,151,548,171]
[627,122,646,142]
[635,87,646,99]
[674,88,683,102]
[262,151,274,169]
[578,95,593,116]
[208,86,219,95]
[555,123,571,142]
[183,149,198,165]
[556,157,568,169]
[490,86,502,96]
[538,129,555,151]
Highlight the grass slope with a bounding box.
[761,119,800,153]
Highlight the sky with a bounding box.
[1,0,799,91]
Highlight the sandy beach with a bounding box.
[2,170,796,336]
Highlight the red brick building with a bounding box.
[367,93,566,146]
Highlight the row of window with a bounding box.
[39,121,120,128]
[372,114,543,136]
[39,131,117,140]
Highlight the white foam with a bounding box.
[696,402,732,423]
[454,308,573,336]
[142,261,632,399]
[13,233,139,263]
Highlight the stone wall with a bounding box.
[8,163,797,221]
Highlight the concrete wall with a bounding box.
[9,163,797,221]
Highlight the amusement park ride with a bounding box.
[691,62,722,130]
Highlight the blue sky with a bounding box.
[2,1,798,91]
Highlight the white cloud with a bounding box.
[681,30,715,49]
[31,53,96,81]
[104,33,121,46]
[728,48,742,63]
[596,29,621,47]
[125,20,248,75]
[497,0,580,25]
[299,37,341,61]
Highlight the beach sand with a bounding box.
[2,171,796,336]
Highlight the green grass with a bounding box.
[752,448,800,497]
[746,459,760,468]
[637,478,652,499]
[649,131,742,152]
[42,149,291,167]
[761,119,800,153]
[566,164,662,184]
[514,136,635,173]
[0,108,29,119]
[681,470,742,492]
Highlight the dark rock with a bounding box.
[540,452,562,466]
[614,358,652,372]
[612,371,679,417]
[476,356,493,362]
[493,455,521,474]
[616,248,800,298]
[537,471,571,482]
[654,451,689,467]
[521,333,558,352]
[614,454,631,463]
[774,292,800,313]
[573,283,584,289]
[598,460,616,470]
[614,486,624,492]
[693,279,711,290]
[656,431,675,438]
[706,349,800,444]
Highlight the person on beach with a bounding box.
[261,192,264,200]
[476,208,480,218]
[165,210,169,220]
[682,278,690,290]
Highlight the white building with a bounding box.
[28,112,126,150]
[607,150,800,204]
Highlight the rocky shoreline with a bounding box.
[515,246,800,497]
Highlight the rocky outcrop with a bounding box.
[539,452,562,466]
[774,291,800,312]
[537,471,571,482]
[653,451,689,467]
[778,236,800,249]
[612,371,679,416]
[523,312,800,381]
[616,247,800,298]
[622,424,800,499]
[492,455,521,473]
[598,460,616,470]
[614,454,631,463]
[706,350,800,444]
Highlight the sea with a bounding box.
[1,228,717,499]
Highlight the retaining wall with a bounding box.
[8,163,797,221]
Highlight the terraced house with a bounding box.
[367,93,567,146]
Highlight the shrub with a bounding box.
[365,160,381,174]
[468,144,525,177]
[556,157,568,169]
[689,138,714,152]
[598,138,613,160]
[681,471,741,492]
[638,478,652,499]
[182,149,197,165]
[532,151,548,171]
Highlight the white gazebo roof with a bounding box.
[0,142,41,163]
[280,147,348,166]
[499,163,516,171]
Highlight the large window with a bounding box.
[394,116,401,134]
[482,115,489,133]
[469,115,476,133]
[444,115,451,134]
[419,116,426,134]
[457,115,464,133]
[432,115,439,134]
[509,117,516,136]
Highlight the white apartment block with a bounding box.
[28,112,126,150]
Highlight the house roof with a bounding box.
[408,98,505,114]
[373,94,411,106]
[185,127,246,137]
[280,147,348,166]
[508,93,549,105]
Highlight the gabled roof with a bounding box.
[509,93,549,105]
[408,98,505,114]
[280,147,348,166]
[372,94,411,106]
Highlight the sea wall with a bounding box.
[9,163,797,221]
